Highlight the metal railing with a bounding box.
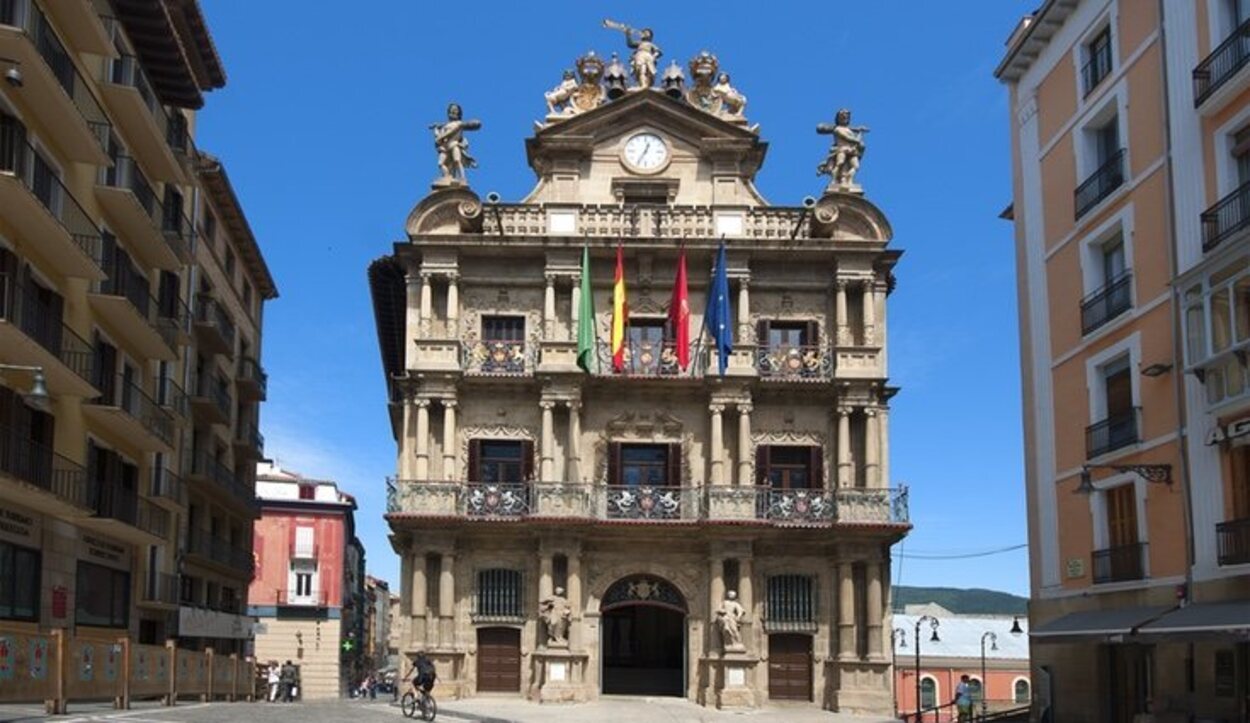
[472,569,524,621]
[89,484,168,537]
[1081,38,1113,97]
[1194,15,1250,106]
[464,481,531,517]
[188,452,255,512]
[187,528,253,574]
[1216,517,1250,566]
[593,338,703,377]
[194,296,236,352]
[1092,541,1147,583]
[0,423,91,508]
[1200,179,1250,253]
[1085,406,1139,458]
[93,263,178,353]
[601,485,699,520]
[154,374,186,418]
[462,339,532,375]
[88,374,174,447]
[1080,270,1132,335]
[142,571,179,605]
[150,466,184,506]
[756,343,833,380]
[763,574,817,632]
[101,154,159,219]
[1074,148,1126,220]
[0,272,95,385]
[193,371,232,422]
[103,48,172,141]
[160,207,194,262]
[0,124,104,267]
[237,356,268,396]
[277,589,328,606]
[235,421,264,455]
[755,488,835,523]
[0,0,111,145]
[488,203,810,240]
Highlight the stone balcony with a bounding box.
[386,479,909,528]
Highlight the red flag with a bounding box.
[668,250,690,370]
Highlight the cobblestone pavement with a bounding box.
[0,698,900,723]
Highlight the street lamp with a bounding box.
[0,364,50,412]
[891,627,907,719]
[980,631,998,720]
[914,615,939,723]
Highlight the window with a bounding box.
[1082,26,1113,96]
[75,561,129,628]
[294,572,312,596]
[1076,112,1125,219]
[482,315,524,342]
[1183,257,1250,405]
[765,574,815,632]
[243,281,253,313]
[1233,447,1250,521]
[612,443,676,487]
[1081,231,1133,335]
[0,540,39,621]
[1094,483,1145,583]
[293,526,315,559]
[474,568,523,620]
[1234,126,1250,188]
[298,483,315,500]
[202,208,216,243]
[920,677,938,709]
[162,187,184,235]
[224,248,236,281]
[1102,236,1127,286]
[755,445,820,489]
[968,678,984,703]
[1087,355,1137,458]
[289,559,317,602]
[622,318,675,375]
[1014,678,1031,705]
[468,439,532,483]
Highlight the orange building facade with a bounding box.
[998,2,1250,721]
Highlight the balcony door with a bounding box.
[756,445,820,490]
[467,439,533,483]
[1106,484,1139,549]
[611,443,679,487]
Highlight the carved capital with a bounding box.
[566,400,582,412]
[419,271,433,284]
[544,272,558,286]
[737,403,753,415]
[835,406,852,418]
[539,400,557,411]
[863,407,878,418]
[414,398,432,409]
[709,403,726,415]
[445,271,460,284]
[442,399,458,410]
[834,278,850,292]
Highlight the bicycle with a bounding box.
[399,680,437,721]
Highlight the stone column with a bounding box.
[544,273,557,340]
[570,276,581,343]
[400,394,414,478]
[836,407,852,488]
[438,551,455,648]
[709,404,725,485]
[736,278,751,345]
[834,279,849,346]
[708,556,725,649]
[446,273,460,337]
[539,553,553,602]
[540,401,556,481]
[567,552,582,641]
[737,403,752,486]
[410,551,427,618]
[405,271,422,356]
[738,556,754,621]
[442,400,457,481]
[864,407,880,488]
[566,400,582,483]
[419,272,433,336]
[837,562,856,660]
[861,280,876,346]
[866,561,884,660]
[415,399,431,480]
[879,405,890,488]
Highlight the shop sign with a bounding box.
[79,534,129,569]
[0,508,39,545]
[1205,416,1250,445]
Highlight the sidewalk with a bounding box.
[429,696,901,723]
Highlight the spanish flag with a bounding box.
[611,245,628,372]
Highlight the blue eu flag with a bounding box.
[704,242,733,376]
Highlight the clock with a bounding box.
[622,132,670,174]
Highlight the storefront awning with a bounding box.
[1136,602,1250,639]
[1030,606,1170,643]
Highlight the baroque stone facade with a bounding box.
[369,44,907,714]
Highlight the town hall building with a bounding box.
[369,27,909,713]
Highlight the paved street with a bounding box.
[0,698,901,723]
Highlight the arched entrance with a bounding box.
[600,574,687,696]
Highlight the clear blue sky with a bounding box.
[197,1,1037,596]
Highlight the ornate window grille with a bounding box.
[764,574,816,632]
[473,568,524,622]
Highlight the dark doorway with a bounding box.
[768,634,812,701]
[476,627,521,692]
[602,604,684,696]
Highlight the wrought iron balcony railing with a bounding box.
[277,589,328,607]
[193,371,233,422]
[194,296,236,352]
[142,571,179,606]
[755,488,835,523]
[756,343,833,380]
[101,154,158,220]
[1200,180,1250,253]
[462,339,533,375]
[88,374,175,447]
[154,374,186,419]
[160,207,194,262]
[0,272,95,386]
[1085,407,1139,459]
[1092,541,1147,584]
[600,485,699,520]
[0,423,91,508]
[149,466,184,506]
[1075,148,1126,220]
[105,51,171,140]
[593,338,703,378]
[1194,15,1250,106]
[488,203,811,240]
[89,485,168,538]
[1080,271,1132,335]
[1216,517,1250,566]
[187,528,253,574]
[237,356,268,397]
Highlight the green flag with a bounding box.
[576,246,598,373]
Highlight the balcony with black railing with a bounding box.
[1194,16,1250,108]
[149,466,184,509]
[193,297,236,356]
[1216,518,1250,566]
[160,206,194,265]
[1080,271,1133,335]
[0,272,97,396]
[84,374,175,452]
[591,339,704,378]
[187,452,255,515]
[95,155,183,272]
[84,485,169,543]
[187,528,254,576]
[0,120,105,280]
[0,423,92,513]
[1086,407,1139,459]
[1200,180,1250,254]
[1092,541,1147,584]
[277,589,328,607]
[0,0,111,163]
[154,374,186,420]
[236,356,268,400]
[756,343,834,380]
[140,571,179,608]
[1075,148,1126,220]
[1081,39,1113,98]
[97,40,184,183]
[87,269,178,362]
[233,421,264,459]
[189,371,231,427]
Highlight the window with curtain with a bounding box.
[920,677,937,709]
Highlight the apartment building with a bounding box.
[371,43,909,712]
[0,0,274,657]
[249,462,364,698]
[997,2,1250,720]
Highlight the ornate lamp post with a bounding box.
[914,615,939,722]
[891,627,907,719]
[980,631,998,720]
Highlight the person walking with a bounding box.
[954,674,974,722]
[280,660,297,702]
[266,661,280,702]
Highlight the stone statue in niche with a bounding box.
[816,108,870,193]
[539,586,572,647]
[429,102,481,186]
[715,590,746,652]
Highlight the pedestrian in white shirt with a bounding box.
[267,662,280,702]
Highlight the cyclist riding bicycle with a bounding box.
[413,651,436,694]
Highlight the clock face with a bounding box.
[623,132,669,172]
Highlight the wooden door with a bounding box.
[476,627,520,693]
[1106,485,1138,547]
[767,633,812,701]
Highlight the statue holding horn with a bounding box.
[603,19,661,88]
